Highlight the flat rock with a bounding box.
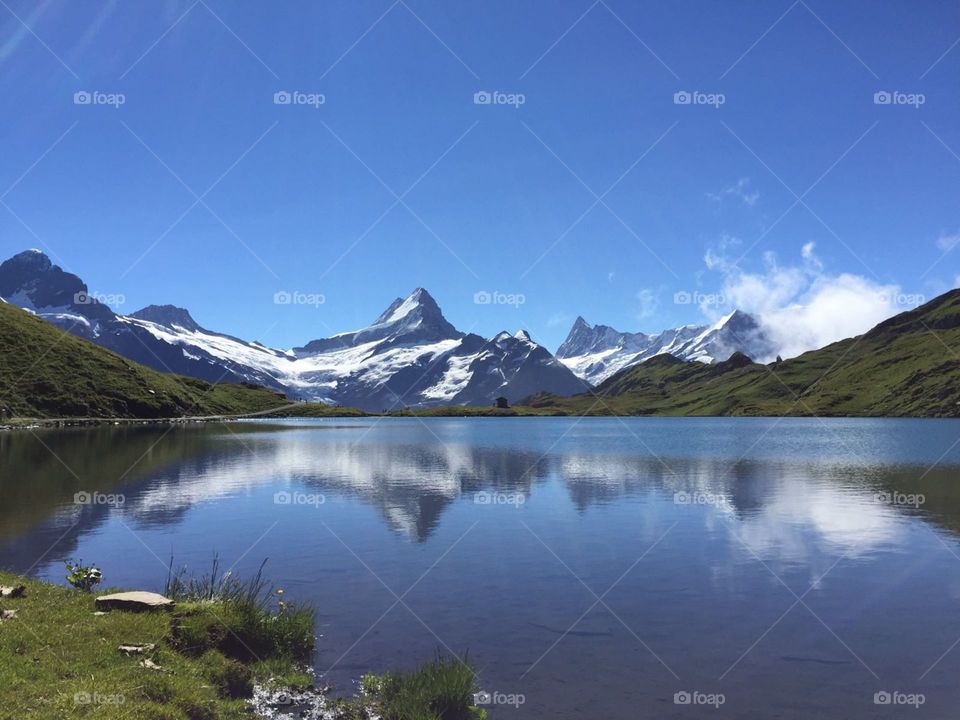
[0,585,25,598]
[139,658,164,672]
[119,643,156,655]
[95,591,174,612]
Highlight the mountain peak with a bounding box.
[514,329,532,342]
[131,304,201,332]
[6,249,52,273]
[373,287,441,326]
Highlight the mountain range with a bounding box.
[528,288,960,417]
[0,250,588,411]
[555,310,776,384]
[1,248,957,418]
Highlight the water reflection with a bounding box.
[0,420,957,562]
[5,419,960,719]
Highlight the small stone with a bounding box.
[0,585,25,599]
[139,658,164,672]
[0,609,17,621]
[93,611,108,616]
[95,591,174,612]
[119,643,156,655]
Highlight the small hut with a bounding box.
[494,396,510,409]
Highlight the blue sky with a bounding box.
[0,0,957,351]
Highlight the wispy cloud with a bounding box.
[936,231,960,252]
[636,288,660,320]
[708,177,759,207]
[546,311,572,328]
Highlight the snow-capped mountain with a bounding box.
[556,311,776,384]
[0,251,586,410]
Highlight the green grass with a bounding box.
[0,567,489,720]
[345,657,485,720]
[164,557,314,664]
[523,289,960,417]
[0,302,291,420]
[0,570,313,720]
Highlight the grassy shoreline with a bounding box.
[0,571,486,720]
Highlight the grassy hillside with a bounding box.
[0,302,289,419]
[524,289,960,417]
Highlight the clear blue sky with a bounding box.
[0,0,957,350]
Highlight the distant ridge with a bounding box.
[527,289,960,418]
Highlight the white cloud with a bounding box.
[705,243,906,360]
[709,178,759,207]
[636,289,659,320]
[546,312,571,328]
[937,232,960,252]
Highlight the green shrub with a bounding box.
[369,655,484,720]
[64,560,102,592]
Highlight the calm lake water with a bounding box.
[4,417,960,718]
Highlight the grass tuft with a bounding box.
[362,655,485,720]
